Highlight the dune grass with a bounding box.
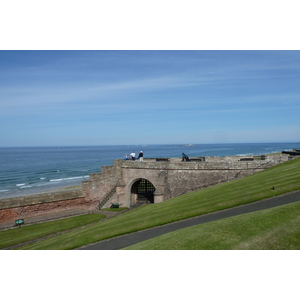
[123,200,300,250]
[17,158,300,250]
[0,213,106,249]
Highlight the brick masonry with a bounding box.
[0,189,97,223]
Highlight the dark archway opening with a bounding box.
[131,179,155,204]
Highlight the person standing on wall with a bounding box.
[138,151,144,161]
[130,151,136,160]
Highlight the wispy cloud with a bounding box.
[1,50,299,146]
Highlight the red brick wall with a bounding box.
[0,196,98,223]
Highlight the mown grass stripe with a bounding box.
[0,214,106,249]
[123,201,300,250]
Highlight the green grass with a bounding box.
[124,201,300,250]
[0,213,106,249]
[17,158,300,250]
[101,207,129,212]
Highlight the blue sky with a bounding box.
[0,50,299,146]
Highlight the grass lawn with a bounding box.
[123,200,300,250]
[0,213,106,249]
[17,158,300,250]
[101,207,128,212]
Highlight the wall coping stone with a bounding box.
[119,160,274,171]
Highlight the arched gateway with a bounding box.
[129,178,156,206]
[82,157,280,209]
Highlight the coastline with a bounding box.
[2,140,298,200]
[0,152,295,227]
[0,151,291,200]
[0,183,83,200]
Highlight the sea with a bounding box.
[0,142,299,199]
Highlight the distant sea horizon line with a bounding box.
[1,141,299,148]
[1,142,299,199]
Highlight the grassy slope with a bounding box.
[20,158,300,250]
[124,200,300,250]
[0,214,106,249]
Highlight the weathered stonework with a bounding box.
[0,154,289,224]
[0,189,96,223]
[83,154,289,208]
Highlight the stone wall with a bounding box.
[0,189,96,223]
[118,159,280,205]
[1,154,289,224]
[82,161,122,208]
[84,154,288,207]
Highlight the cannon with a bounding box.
[110,202,119,209]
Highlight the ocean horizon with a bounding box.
[1,142,299,199]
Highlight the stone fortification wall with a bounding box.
[0,189,95,223]
[82,161,122,208]
[1,154,289,225]
[83,154,288,207]
[119,158,281,204]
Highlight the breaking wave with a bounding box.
[49,175,89,182]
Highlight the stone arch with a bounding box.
[126,178,156,207]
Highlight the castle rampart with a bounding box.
[83,154,287,208]
[0,154,289,226]
[0,189,95,224]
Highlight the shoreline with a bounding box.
[0,183,83,200]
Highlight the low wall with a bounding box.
[0,189,96,223]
